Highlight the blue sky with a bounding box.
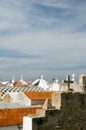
[0,0,86,81]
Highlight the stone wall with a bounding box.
[24,92,86,130]
[58,92,86,130]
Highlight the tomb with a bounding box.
[23,92,86,130]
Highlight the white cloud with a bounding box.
[0,0,86,80]
[0,0,30,31]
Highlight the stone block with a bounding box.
[23,109,60,130]
[52,92,61,109]
[36,109,45,116]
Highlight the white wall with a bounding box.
[23,116,32,130]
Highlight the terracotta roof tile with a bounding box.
[0,107,42,126]
[24,92,53,100]
[15,81,24,87]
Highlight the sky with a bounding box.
[0,0,86,82]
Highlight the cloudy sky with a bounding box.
[0,0,86,82]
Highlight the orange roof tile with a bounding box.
[15,81,24,87]
[0,107,42,126]
[24,92,53,100]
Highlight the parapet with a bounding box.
[52,92,86,109]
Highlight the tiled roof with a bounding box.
[0,106,42,126]
[0,86,45,97]
[15,80,24,87]
[24,92,53,100]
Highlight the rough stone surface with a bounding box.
[30,92,86,130]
